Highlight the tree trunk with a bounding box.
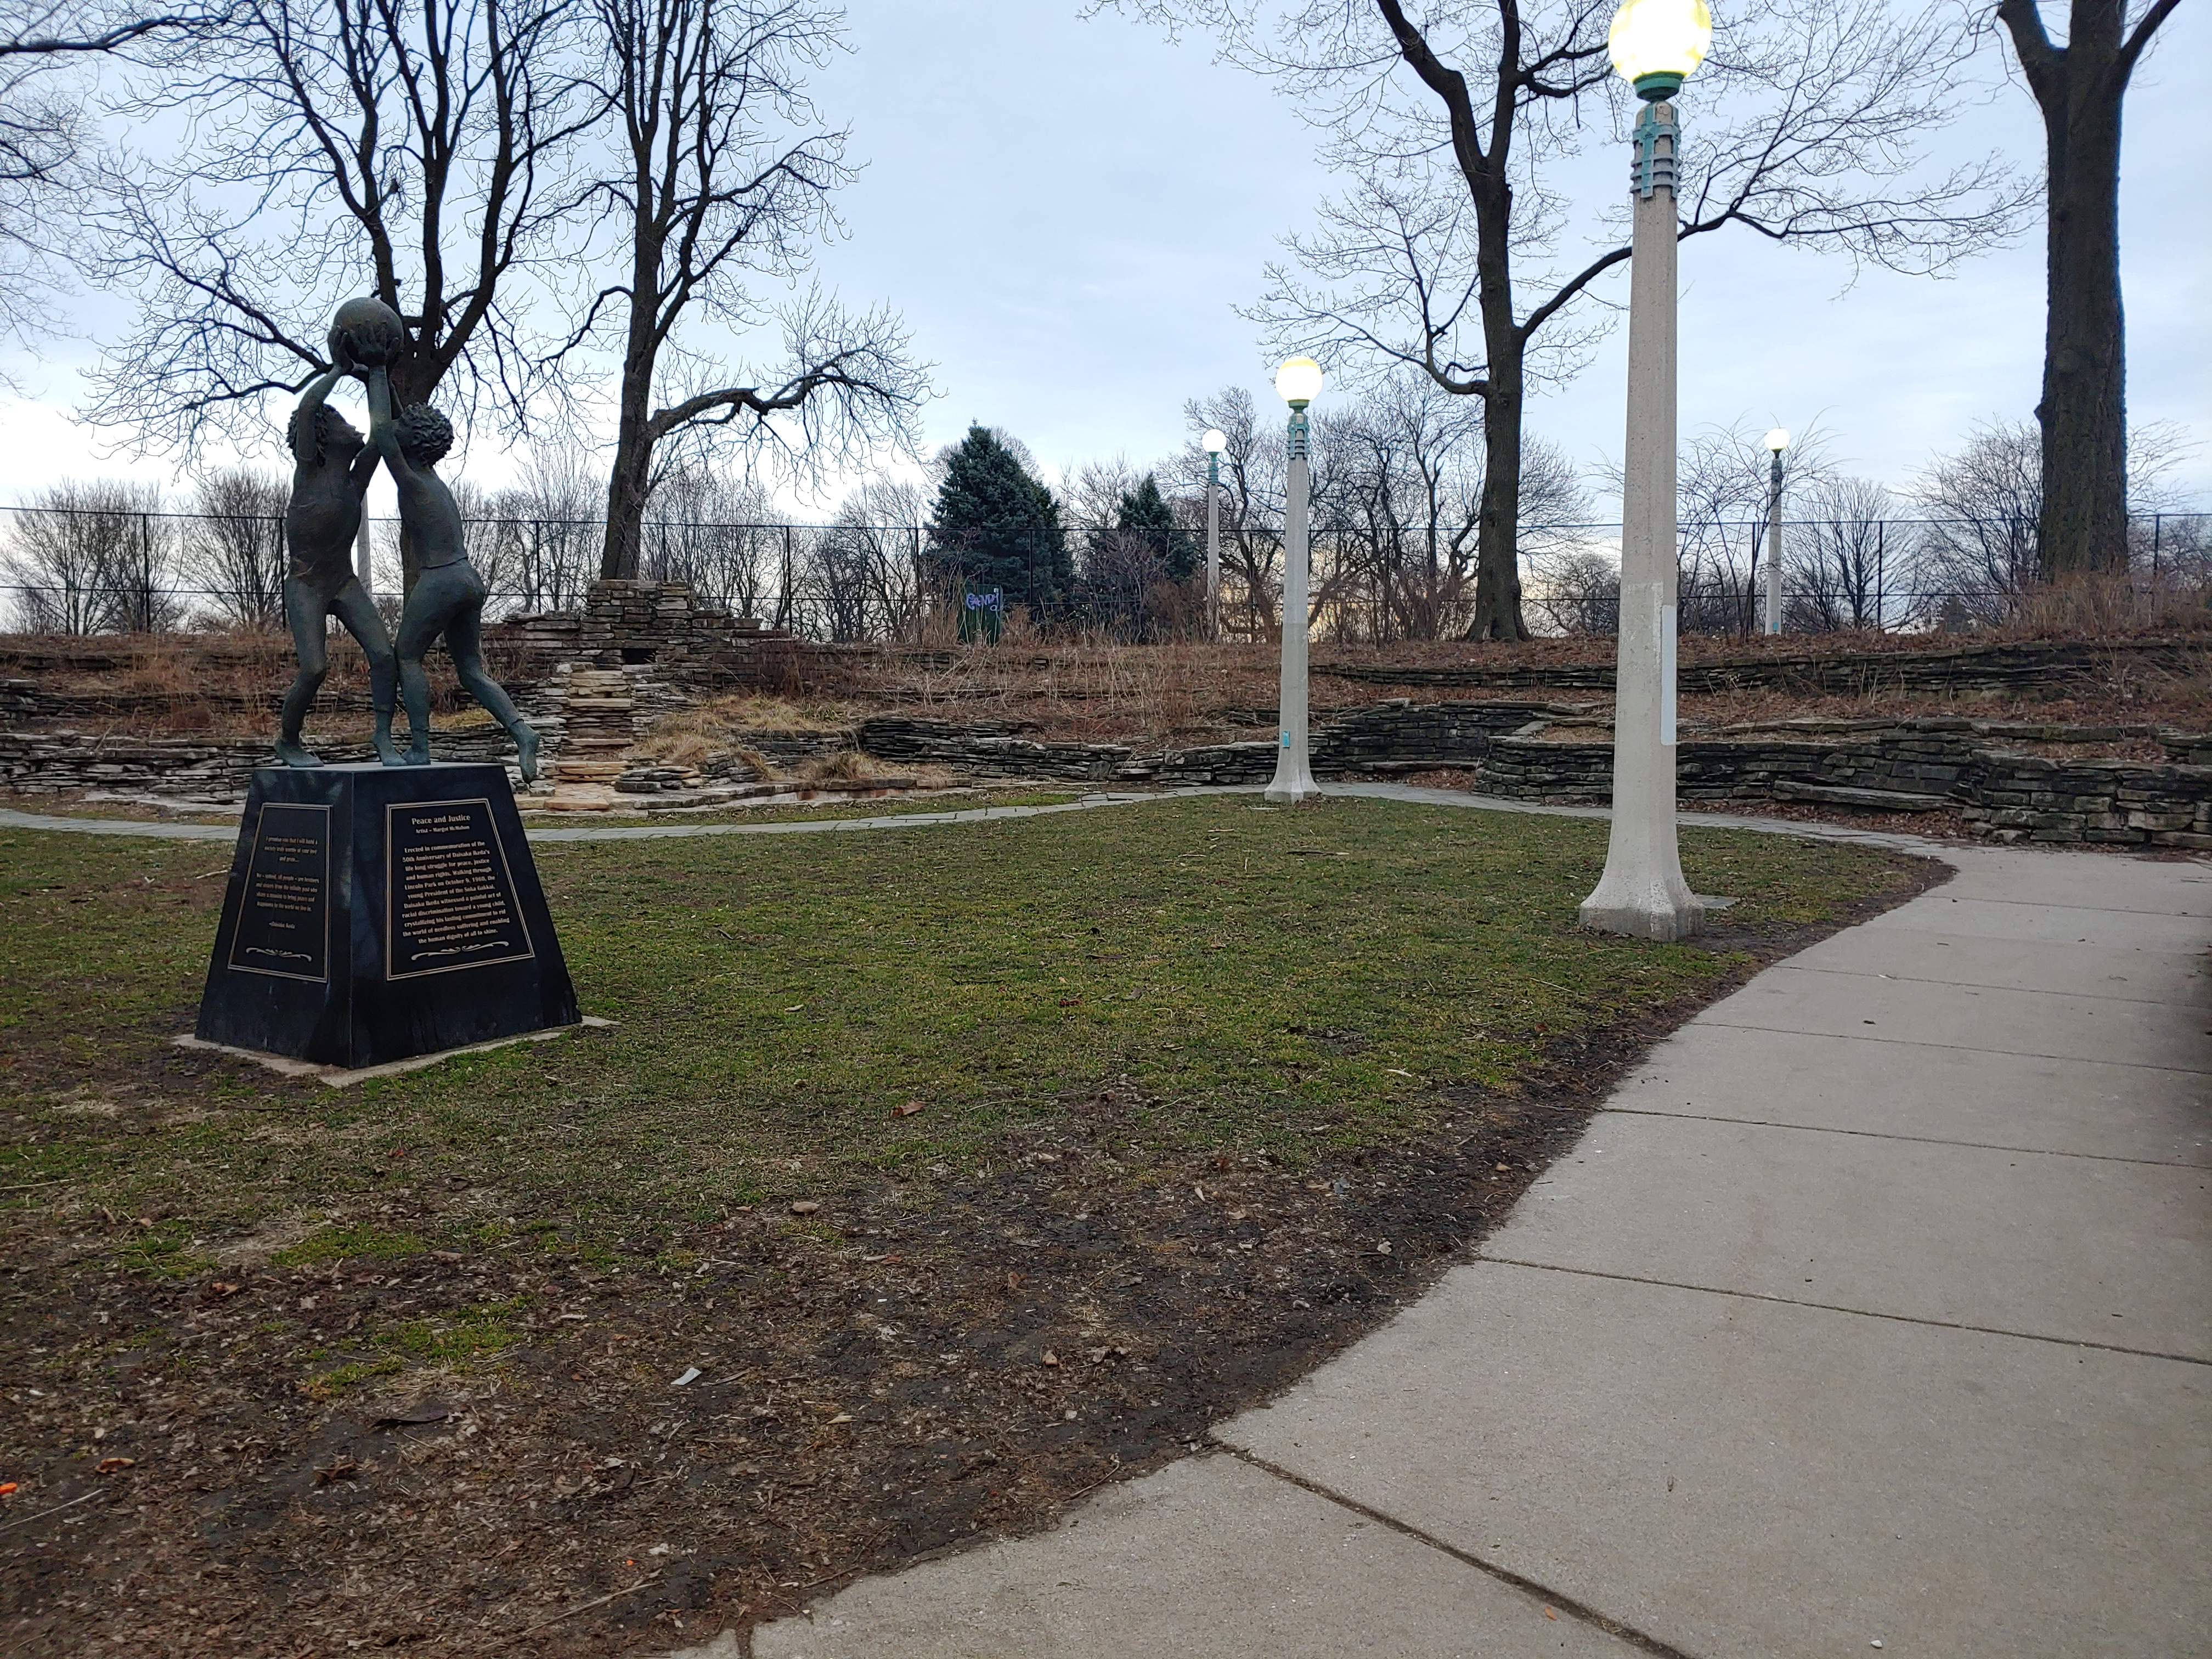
[1999,0,2177,577]
[1463,159,1530,642]
[599,275,663,582]
[2035,13,2126,575]
[1466,358,1527,639]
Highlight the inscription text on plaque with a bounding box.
[228,803,332,981]
[385,797,534,979]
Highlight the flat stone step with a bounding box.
[1771,780,1950,812]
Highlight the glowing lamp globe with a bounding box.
[1274,357,1324,409]
[1764,428,1790,452]
[1608,0,1711,99]
[1201,428,1227,454]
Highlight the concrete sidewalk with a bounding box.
[721,846,2211,1659]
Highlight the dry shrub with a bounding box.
[2006,571,2212,636]
[804,748,881,782]
[632,693,853,765]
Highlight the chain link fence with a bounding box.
[3,505,2204,643]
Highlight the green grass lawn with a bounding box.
[0,794,1931,1652]
[2,793,1916,1266]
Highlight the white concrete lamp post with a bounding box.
[1578,0,1710,941]
[1265,356,1324,805]
[1203,426,1227,642]
[1763,427,1789,636]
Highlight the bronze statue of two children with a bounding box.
[275,296,540,782]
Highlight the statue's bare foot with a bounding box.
[372,727,403,766]
[275,737,324,769]
[402,742,432,768]
[514,726,541,783]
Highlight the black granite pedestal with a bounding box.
[195,763,579,1068]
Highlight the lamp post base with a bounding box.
[1263,767,1323,806]
[1578,873,1703,942]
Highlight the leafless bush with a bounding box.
[178,469,286,629]
[4,479,177,632]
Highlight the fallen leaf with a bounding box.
[1376,1241,1393,1255]
[0,1482,16,1495]
[1005,1272,1021,1292]
[95,1457,135,1474]
[891,1100,924,1118]
[789,1200,820,1216]
[1543,1607,1558,1621]
[313,1458,358,1486]
[1042,1351,1060,1367]
[827,1413,853,1425]
[1058,997,1081,1007]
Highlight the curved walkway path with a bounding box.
[8,789,2204,1655]
[0,780,1934,853]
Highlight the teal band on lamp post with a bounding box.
[1266,358,1323,805]
[1578,0,1709,941]
[1203,427,1227,642]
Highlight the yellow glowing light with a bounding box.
[1274,357,1324,408]
[1608,0,1712,92]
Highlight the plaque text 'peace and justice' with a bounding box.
[384,798,533,978]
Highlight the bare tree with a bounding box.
[4,478,177,632]
[1908,419,2037,621]
[0,0,224,359]
[1911,414,2194,619]
[1101,0,2031,641]
[808,475,923,640]
[645,464,783,618]
[1528,549,1618,634]
[582,0,924,582]
[1994,0,2183,577]
[180,466,287,627]
[1171,386,1286,640]
[1786,475,1894,631]
[1666,419,1838,635]
[483,439,602,611]
[84,0,603,470]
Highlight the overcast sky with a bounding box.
[1,0,2204,520]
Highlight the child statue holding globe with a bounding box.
[274,313,402,767]
[330,302,542,782]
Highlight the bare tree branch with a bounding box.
[585,0,926,581]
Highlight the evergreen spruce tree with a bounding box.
[928,425,1067,617]
[1112,473,1194,582]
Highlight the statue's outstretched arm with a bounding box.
[366,366,409,479]
[290,364,348,461]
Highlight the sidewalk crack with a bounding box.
[1217,1447,1702,1658]
[1598,1107,2208,1167]
[1474,1259,2210,1365]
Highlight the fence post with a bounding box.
[1875,520,1885,633]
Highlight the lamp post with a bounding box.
[1578,0,1710,942]
[1763,427,1788,635]
[1203,427,1227,641]
[1266,357,1324,805]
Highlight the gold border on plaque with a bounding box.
[383,796,537,980]
[227,800,334,983]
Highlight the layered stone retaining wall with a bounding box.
[1319,635,2204,699]
[0,725,531,801]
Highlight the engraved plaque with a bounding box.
[228,803,332,981]
[384,797,534,979]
